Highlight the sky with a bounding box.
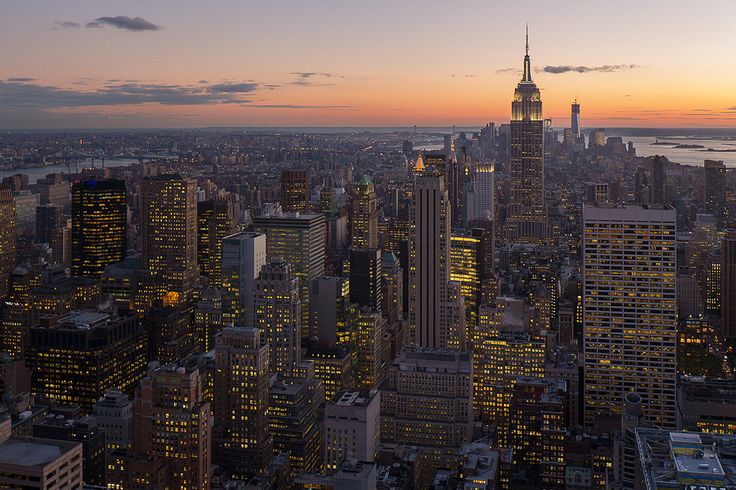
[1,0,735,129]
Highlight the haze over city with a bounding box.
[2,0,736,128]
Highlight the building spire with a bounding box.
[522,24,532,82]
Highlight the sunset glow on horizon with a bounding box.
[2,0,735,129]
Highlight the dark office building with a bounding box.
[26,310,147,413]
[281,169,310,212]
[71,178,127,278]
[349,248,382,311]
[36,204,61,244]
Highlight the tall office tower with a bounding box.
[254,259,301,376]
[410,170,454,348]
[355,307,387,389]
[381,251,403,327]
[447,146,461,226]
[352,175,378,249]
[195,287,223,352]
[650,156,666,205]
[71,179,126,278]
[140,174,199,304]
[634,166,650,205]
[507,28,547,241]
[144,305,197,365]
[214,327,272,477]
[221,231,267,327]
[705,160,727,227]
[380,345,473,485]
[134,362,212,490]
[571,99,581,139]
[92,388,133,452]
[26,310,147,413]
[1,267,30,356]
[35,204,61,244]
[473,299,545,432]
[281,169,310,212]
[349,248,383,311]
[0,186,15,298]
[310,276,356,347]
[268,380,321,474]
[253,212,326,338]
[473,163,495,222]
[324,389,380,473]
[583,204,677,429]
[722,230,736,340]
[197,195,236,287]
[507,378,567,487]
[450,229,493,329]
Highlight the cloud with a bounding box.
[288,72,342,86]
[290,72,335,79]
[540,64,641,74]
[495,68,518,74]
[54,21,81,29]
[727,107,736,111]
[241,104,355,110]
[5,77,34,82]
[86,16,160,31]
[208,82,260,94]
[0,80,263,109]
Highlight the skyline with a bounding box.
[2,1,736,128]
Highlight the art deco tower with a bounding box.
[508,27,547,241]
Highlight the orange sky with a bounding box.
[1,1,735,128]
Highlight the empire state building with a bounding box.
[508,27,547,241]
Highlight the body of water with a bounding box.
[619,136,736,167]
[0,158,140,184]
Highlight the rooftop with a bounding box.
[0,437,78,467]
[636,429,736,490]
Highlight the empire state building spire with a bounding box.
[522,24,532,82]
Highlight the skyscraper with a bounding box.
[133,362,212,490]
[221,231,267,327]
[705,160,727,228]
[310,276,356,346]
[410,169,462,349]
[721,230,736,340]
[140,174,199,304]
[254,259,301,376]
[0,186,16,298]
[197,195,236,287]
[650,156,666,205]
[349,248,383,312]
[583,204,677,429]
[253,212,326,338]
[281,169,310,212]
[214,326,273,477]
[473,163,494,222]
[571,99,581,139]
[507,27,547,241]
[351,175,378,249]
[71,178,127,278]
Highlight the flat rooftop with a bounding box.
[0,437,77,467]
